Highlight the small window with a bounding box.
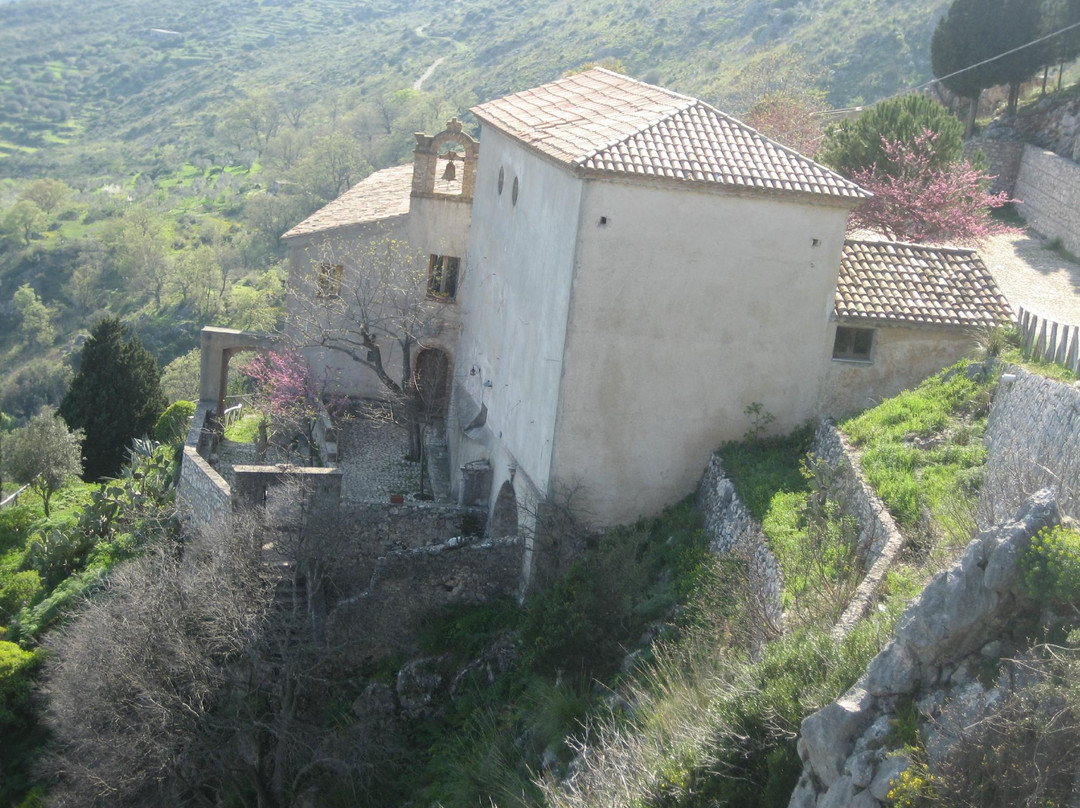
[512,176,519,205]
[428,254,460,299]
[316,263,343,297]
[497,167,504,195]
[832,326,874,361]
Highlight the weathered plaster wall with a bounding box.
[326,536,524,662]
[448,127,584,510]
[284,191,470,401]
[822,323,977,417]
[554,179,849,524]
[981,368,1080,524]
[1011,144,1080,258]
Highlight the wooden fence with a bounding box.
[1017,306,1080,374]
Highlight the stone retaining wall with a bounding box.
[326,536,524,663]
[1012,144,1080,257]
[981,368,1080,524]
[810,422,908,639]
[966,138,1024,195]
[177,446,231,527]
[697,453,783,634]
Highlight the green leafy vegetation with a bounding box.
[840,361,994,546]
[1022,523,1080,605]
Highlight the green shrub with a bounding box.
[0,640,42,727]
[0,506,38,556]
[0,571,43,624]
[1021,524,1080,605]
[153,399,196,444]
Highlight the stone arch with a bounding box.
[489,480,519,537]
[414,346,452,418]
[199,326,277,415]
[412,118,479,200]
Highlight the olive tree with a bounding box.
[1,406,83,516]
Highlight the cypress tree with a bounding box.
[59,317,168,481]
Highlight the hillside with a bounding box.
[0,0,946,181]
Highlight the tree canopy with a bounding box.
[931,0,1045,128]
[2,405,83,516]
[819,95,964,179]
[59,317,167,481]
[847,130,1013,245]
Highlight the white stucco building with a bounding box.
[282,69,1010,529]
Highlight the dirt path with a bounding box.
[413,56,446,91]
[979,230,1080,324]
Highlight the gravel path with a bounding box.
[979,230,1080,323]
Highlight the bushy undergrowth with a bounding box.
[0,444,181,806]
[400,499,712,808]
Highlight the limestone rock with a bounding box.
[864,641,917,696]
[817,775,856,808]
[351,681,397,726]
[798,688,875,787]
[869,756,909,802]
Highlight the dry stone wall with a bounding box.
[810,422,907,639]
[697,452,783,632]
[981,368,1080,525]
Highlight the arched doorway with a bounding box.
[489,480,518,537]
[414,347,451,418]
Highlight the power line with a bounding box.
[914,17,1080,92]
[811,16,1080,118]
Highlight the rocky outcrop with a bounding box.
[982,94,1080,163]
[789,490,1062,808]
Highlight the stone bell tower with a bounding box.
[411,118,479,201]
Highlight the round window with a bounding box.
[512,176,519,206]
[497,167,504,195]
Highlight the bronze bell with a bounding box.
[441,153,457,181]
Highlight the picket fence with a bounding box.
[1017,306,1080,374]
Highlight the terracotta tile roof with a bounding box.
[471,68,868,201]
[836,240,1014,327]
[281,164,413,239]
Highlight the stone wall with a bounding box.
[1011,145,1080,257]
[326,536,524,663]
[810,422,908,639]
[965,138,1024,195]
[788,491,1062,808]
[177,446,231,527]
[697,453,783,634]
[981,368,1080,525]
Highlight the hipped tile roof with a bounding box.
[836,240,1013,327]
[282,164,413,239]
[471,68,869,201]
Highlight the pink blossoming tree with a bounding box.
[239,349,321,464]
[849,130,1016,246]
